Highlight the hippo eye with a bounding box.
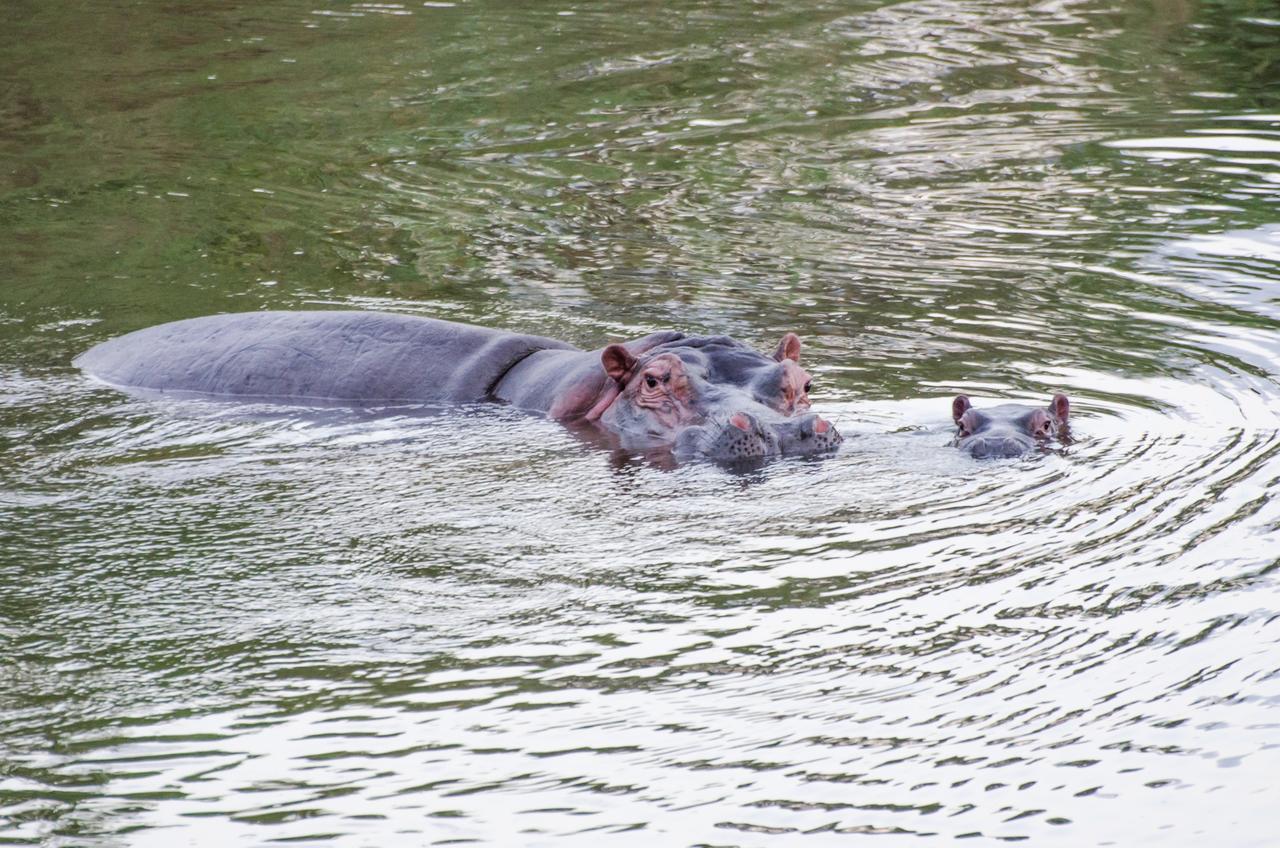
[803,381,811,393]
[645,375,658,389]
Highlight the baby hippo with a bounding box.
[952,393,1070,458]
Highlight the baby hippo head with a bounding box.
[952,393,1070,458]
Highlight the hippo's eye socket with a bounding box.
[645,375,658,389]
[803,381,812,393]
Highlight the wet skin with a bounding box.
[952,394,1071,458]
[74,310,842,464]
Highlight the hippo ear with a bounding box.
[601,344,637,383]
[773,332,802,363]
[1050,393,1070,422]
[952,395,972,423]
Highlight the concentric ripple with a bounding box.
[4,0,1280,845]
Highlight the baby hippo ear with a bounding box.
[1050,393,1070,422]
[773,332,802,363]
[952,395,972,423]
[601,344,637,383]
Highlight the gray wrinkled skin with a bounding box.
[649,335,799,413]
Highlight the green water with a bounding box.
[4,0,1280,844]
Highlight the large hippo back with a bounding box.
[75,310,578,403]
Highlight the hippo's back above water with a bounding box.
[76,309,844,463]
[75,310,577,403]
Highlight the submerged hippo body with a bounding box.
[75,310,842,463]
[951,394,1070,458]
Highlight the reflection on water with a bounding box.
[4,0,1280,845]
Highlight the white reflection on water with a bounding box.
[5,0,1280,844]
[4,353,1279,844]
[1147,224,1280,323]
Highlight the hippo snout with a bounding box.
[672,409,843,464]
[775,413,843,456]
[673,411,777,463]
[960,433,1035,459]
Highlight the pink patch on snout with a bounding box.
[730,413,751,431]
[814,417,830,435]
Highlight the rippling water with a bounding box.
[4,0,1280,844]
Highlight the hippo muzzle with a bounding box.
[774,412,843,456]
[958,429,1037,459]
[674,411,842,463]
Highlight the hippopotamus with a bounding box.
[951,393,1070,458]
[74,310,842,463]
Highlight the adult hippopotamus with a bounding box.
[75,310,842,463]
[951,393,1070,458]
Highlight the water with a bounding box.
[3,0,1280,844]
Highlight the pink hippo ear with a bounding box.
[773,332,802,364]
[601,344,637,384]
[952,395,972,423]
[1050,393,1070,422]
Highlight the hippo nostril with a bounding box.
[965,436,1030,459]
[1001,438,1029,457]
[793,413,821,440]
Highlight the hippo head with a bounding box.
[589,335,841,462]
[952,393,1070,458]
[643,332,814,416]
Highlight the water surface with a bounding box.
[3,0,1280,844]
